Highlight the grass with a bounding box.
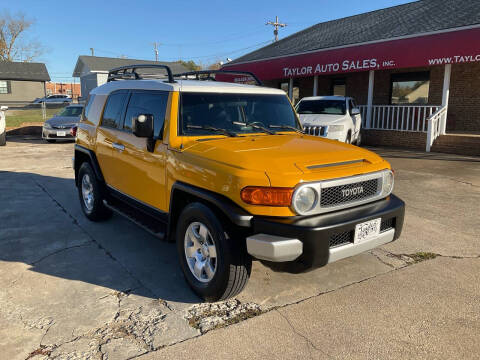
[5,108,59,128]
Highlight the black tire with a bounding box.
[46,139,56,143]
[0,131,5,146]
[345,131,352,144]
[176,202,251,302]
[77,162,112,221]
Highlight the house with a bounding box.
[72,56,189,99]
[223,0,480,155]
[0,62,50,103]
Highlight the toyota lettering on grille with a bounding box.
[341,186,364,198]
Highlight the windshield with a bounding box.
[58,106,83,117]
[180,93,300,136]
[296,99,346,115]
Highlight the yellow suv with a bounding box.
[74,65,405,302]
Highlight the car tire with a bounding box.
[77,162,112,221]
[345,131,352,144]
[46,139,56,143]
[176,202,251,302]
[0,131,6,146]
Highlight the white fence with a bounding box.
[426,106,448,152]
[358,105,440,132]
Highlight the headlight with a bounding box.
[328,125,344,132]
[43,122,52,129]
[292,186,318,214]
[382,170,394,196]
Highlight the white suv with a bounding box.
[296,96,362,145]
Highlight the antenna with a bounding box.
[266,16,287,42]
[153,42,161,62]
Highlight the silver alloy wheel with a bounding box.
[81,174,94,211]
[184,222,217,283]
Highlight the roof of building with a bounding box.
[0,61,50,81]
[72,56,189,77]
[91,79,285,96]
[230,0,480,65]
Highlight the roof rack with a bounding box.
[173,70,263,86]
[107,64,175,83]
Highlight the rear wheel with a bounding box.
[176,202,251,302]
[77,162,112,221]
[0,131,5,146]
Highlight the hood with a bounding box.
[45,116,80,127]
[183,134,386,186]
[299,114,346,126]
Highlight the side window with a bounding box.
[123,92,169,138]
[102,92,127,128]
[82,95,95,122]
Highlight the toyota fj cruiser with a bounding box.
[74,65,405,302]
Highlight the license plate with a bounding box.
[354,218,381,243]
[56,131,66,137]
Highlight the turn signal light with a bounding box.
[241,186,293,206]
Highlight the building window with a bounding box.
[0,80,10,94]
[331,78,346,96]
[66,89,72,95]
[391,72,430,104]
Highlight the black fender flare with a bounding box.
[168,182,253,240]
[74,144,105,186]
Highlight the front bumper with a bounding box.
[42,127,74,140]
[246,194,405,269]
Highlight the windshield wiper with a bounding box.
[186,125,237,137]
[233,121,276,135]
[269,124,304,134]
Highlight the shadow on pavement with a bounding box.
[0,170,200,305]
[367,146,480,162]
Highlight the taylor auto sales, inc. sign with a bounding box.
[223,27,480,81]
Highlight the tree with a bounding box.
[178,60,201,71]
[0,11,43,62]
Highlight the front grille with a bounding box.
[329,230,354,248]
[303,125,326,136]
[321,178,379,207]
[380,218,394,232]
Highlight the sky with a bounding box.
[2,0,414,82]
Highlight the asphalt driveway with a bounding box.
[0,137,479,359]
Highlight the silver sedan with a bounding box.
[42,104,83,143]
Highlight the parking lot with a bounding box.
[1,137,479,359]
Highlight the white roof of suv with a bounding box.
[300,96,351,101]
[92,79,286,96]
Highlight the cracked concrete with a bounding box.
[1,139,479,359]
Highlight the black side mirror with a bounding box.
[133,114,154,138]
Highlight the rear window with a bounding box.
[180,92,300,136]
[297,99,346,115]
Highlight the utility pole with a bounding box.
[266,16,287,42]
[90,48,94,56]
[153,42,161,62]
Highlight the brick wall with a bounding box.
[448,62,480,131]
[362,129,427,151]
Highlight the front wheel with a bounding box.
[355,131,362,146]
[0,131,5,146]
[176,203,251,302]
[345,131,352,144]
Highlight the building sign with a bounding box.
[223,28,480,81]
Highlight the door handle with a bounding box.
[112,143,125,152]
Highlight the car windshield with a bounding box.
[296,99,346,115]
[180,93,300,136]
[58,106,83,117]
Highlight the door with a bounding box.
[111,90,170,211]
[95,90,128,187]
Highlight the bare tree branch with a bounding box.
[0,11,44,62]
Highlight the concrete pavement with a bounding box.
[0,138,479,359]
